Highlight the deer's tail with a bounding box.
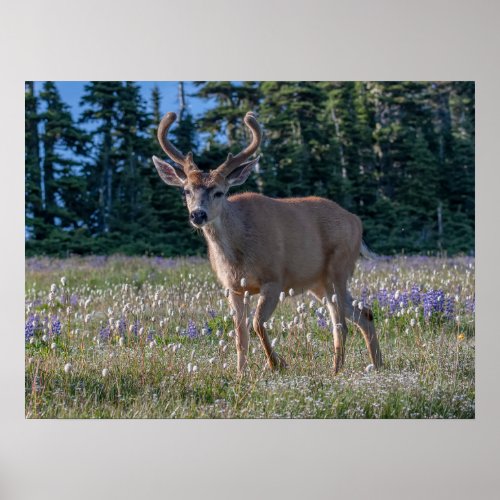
[360,240,378,260]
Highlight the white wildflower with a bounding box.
[279,291,286,302]
[60,277,67,287]
[240,278,247,288]
[102,368,109,378]
[365,364,374,373]
[64,363,72,374]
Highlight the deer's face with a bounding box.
[182,171,228,228]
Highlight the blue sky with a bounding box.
[32,81,214,119]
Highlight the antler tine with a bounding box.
[216,112,262,176]
[157,112,199,173]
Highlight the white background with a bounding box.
[0,1,498,499]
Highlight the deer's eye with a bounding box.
[214,191,224,198]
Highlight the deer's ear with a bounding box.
[226,156,260,187]
[152,156,186,187]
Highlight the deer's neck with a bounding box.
[202,202,247,282]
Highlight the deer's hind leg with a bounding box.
[253,282,287,370]
[344,292,383,369]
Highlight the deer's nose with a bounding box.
[191,209,207,225]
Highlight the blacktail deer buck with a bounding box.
[152,112,383,374]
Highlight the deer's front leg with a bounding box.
[228,291,249,373]
[253,283,287,370]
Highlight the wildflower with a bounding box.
[410,319,416,327]
[186,320,199,339]
[358,301,364,310]
[102,368,109,377]
[219,339,226,347]
[228,330,235,338]
[60,277,67,287]
[149,341,155,349]
[51,342,57,350]
[99,325,111,341]
[50,284,57,293]
[271,338,278,348]
[331,294,337,304]
[187,362,193,373]
[240,278,247,288]
[192,365,198,373]
[42,334,48,342]
[64,363,72,374]
[223,363,228,369]
[208,357,216,364]
[457,333,465,342]
[289,288,295,297]
[306,332,313,343]
[365,364,374,373]
[279,291,286,302]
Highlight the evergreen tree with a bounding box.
[25,82,44,241]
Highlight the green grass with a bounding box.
[25,255,475,418]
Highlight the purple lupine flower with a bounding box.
[207,308,217,319]
[70,294,79,306]
[204,321,213,334]
[410,285,421,305]
[25,315,35,342]
[444,296,455,318]
[377,289,388,309]
[465,297,475,315]
[50,315,61,336]
[186,319,199,339]
[423,289,445,318]
[316,310,328,329]
[99,325,111,341]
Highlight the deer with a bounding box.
[152,111,382,374]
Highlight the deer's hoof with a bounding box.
[267,352,288,371]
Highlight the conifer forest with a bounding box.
[25,81,474,257]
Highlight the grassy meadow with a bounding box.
[25,255,475,418]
